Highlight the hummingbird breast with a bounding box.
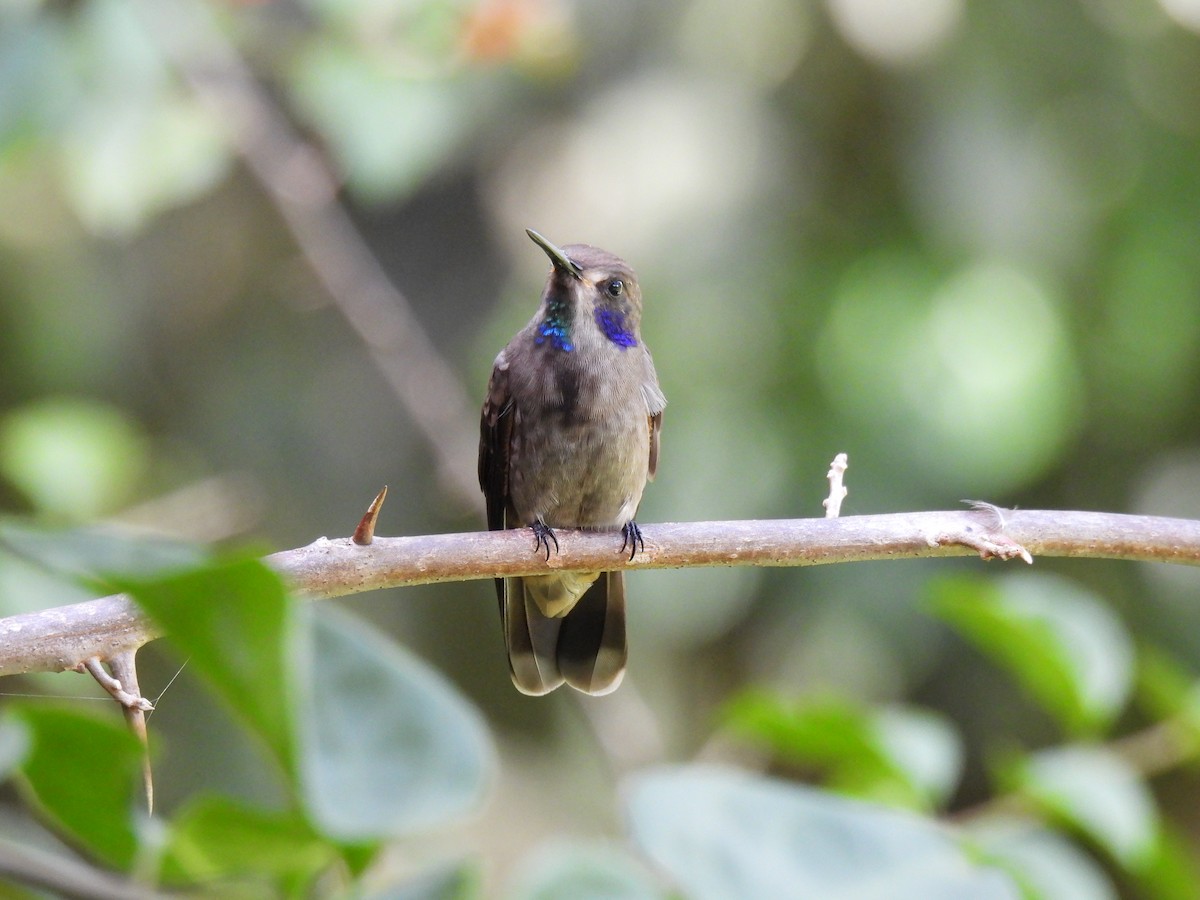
[507,341,651,530]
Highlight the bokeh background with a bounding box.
[2,0,1200,890]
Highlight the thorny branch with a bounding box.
[0,507,1197,677]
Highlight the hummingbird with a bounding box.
[479,230,666,695]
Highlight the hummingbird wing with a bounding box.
[648,411,662,480]
[478,350,513,535]
[480,350,568,694]
[641,348,667,480]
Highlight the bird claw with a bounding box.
[530,521,559,560]
[620,520,645,561]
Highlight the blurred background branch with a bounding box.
[135,0,482,511]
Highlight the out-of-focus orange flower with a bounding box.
[460,0,541,63]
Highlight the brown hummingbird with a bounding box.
[479,230,666,695]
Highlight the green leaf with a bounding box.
[626,766,1020,899]
[873,707,963,808]
[968,817,1119,900]
[507,842,664,900]
[929,573,1133,735]
[0,520,208,621]
[163,795,338,888]
[122,557,297,776]
[722,692,961,809]
[1131,823,1200,900]
[57,0,229,235]
[286,39,470,202]
[296,605,494,841]
[1134,647,1200,754]
[9,707,143,870]
[1012,745,1158,869]
[0,520,206,584]
[0,397,150,519]
[723,691,880,767]
[1135,645,1197,722]
[0,715,30,780]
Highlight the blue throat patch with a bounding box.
[535,319,573,351]
[535,296,574,351]
[595,308,638,348]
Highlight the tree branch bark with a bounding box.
[0,509,1197,678]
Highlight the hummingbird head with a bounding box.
[526,229,642,351]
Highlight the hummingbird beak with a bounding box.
[527,229,583,278]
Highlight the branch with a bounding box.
[0,509,1197,677]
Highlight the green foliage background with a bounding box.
[1,0,1200,896]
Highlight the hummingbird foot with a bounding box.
[620,520,645,561]
[530,521,560,560]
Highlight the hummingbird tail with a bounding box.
[503,573,627,696]
[504,576,565,695]
[558,571,627,696]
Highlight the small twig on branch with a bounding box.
[80,657,153,713]
[0,509,1197,678]
[823,453,849,518]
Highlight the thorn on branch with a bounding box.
[353,486,388,546]
[83,652,155,814]
[823,453,849,519]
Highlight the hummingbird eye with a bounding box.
[605,279,624,298]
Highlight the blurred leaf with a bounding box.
[817,254,1081,495]
[0,520,206,619]
[0,397,150,520]
[296,605,494,841]
[626,766,1019,899]
[374,860,481,900]
[61,92,229,236]
[1133,647,1200,761]
[0,11,74,145]
[121,557,297,776]
[9,707,142,870]
[723,692,962,810]
[1011,745,1158,870]
[0,715,29,780]
[1130,822,1200,900]
[506,842,663,900]
[968,817,1118,900]
[872,707,963,809]
[1092,216,1200,427]
[723,691,880,765]
[57,0,229,235]
[0,520,205,582]
[1135,645,1197,721]
[929,574,1133,735]
[297,0,463,54]
[286,39,470,202]
[163,794,337,889]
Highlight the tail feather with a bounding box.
[503,576,564,695]
[502,573,627,696]
[559,571,627,695]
